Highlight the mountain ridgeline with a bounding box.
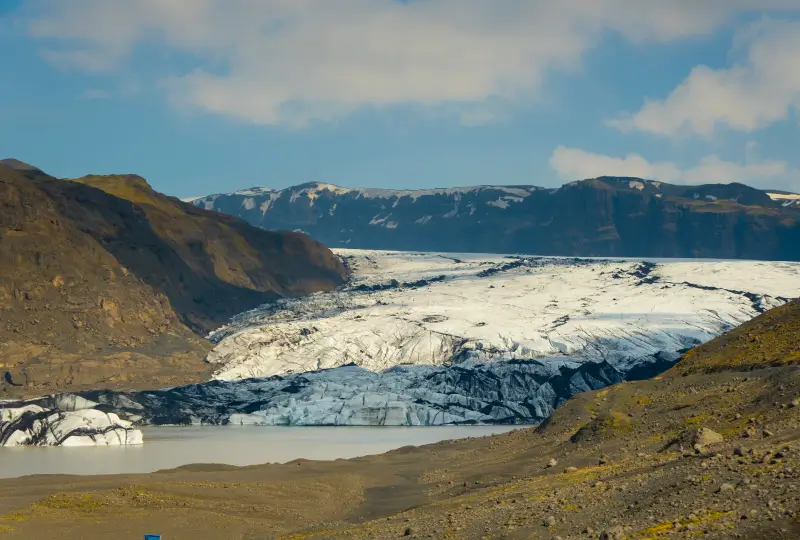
[0,159,346,396]
[191,177,800,260]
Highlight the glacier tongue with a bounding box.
[206,251,800,381]
[65,251,799,428]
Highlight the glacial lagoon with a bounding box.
[0,425,517,479]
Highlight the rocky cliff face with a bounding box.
[0,161,347,397]
[191,177,800,260]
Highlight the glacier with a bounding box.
[63,251,800,427]
[6,250,800,431]
[205,251,799,381]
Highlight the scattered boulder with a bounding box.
[717,483,735,494]
[693,427,724,447]
[547,458,558,468]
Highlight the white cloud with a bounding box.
[550,145,800,191]
[550,146,683,182]
[609,19,800,137]
[19,0,800,126]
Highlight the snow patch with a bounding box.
[767,192,800,201]
[629,181,645,191]
[259,192,282,215]
[487,196,524,209]
[768,192,800,207]
[369,214,390,226]
[197,194,221,210]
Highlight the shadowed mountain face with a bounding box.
[192,177,800,260]
[0,162,346,396]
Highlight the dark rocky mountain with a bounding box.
[190,177,800,260]
[0,161,346,397]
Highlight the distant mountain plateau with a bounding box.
[190,177,800,260]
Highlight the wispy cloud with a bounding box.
[19,0,800,126]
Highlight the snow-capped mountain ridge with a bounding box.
[189,177,800,261]
[201,181,544,208]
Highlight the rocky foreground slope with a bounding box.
[191,177,800,260]
[0,159,346,397]
[0,302,798,539]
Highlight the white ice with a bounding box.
[206,250,800,382]
[0,405,144,447]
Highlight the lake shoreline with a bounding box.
[0,425,517,479]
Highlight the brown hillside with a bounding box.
[669,299,800,376]
[0,163,346,397]
[65,173,347,331]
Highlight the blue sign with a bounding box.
[144,536,161,540]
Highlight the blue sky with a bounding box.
[1,1,799,198]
